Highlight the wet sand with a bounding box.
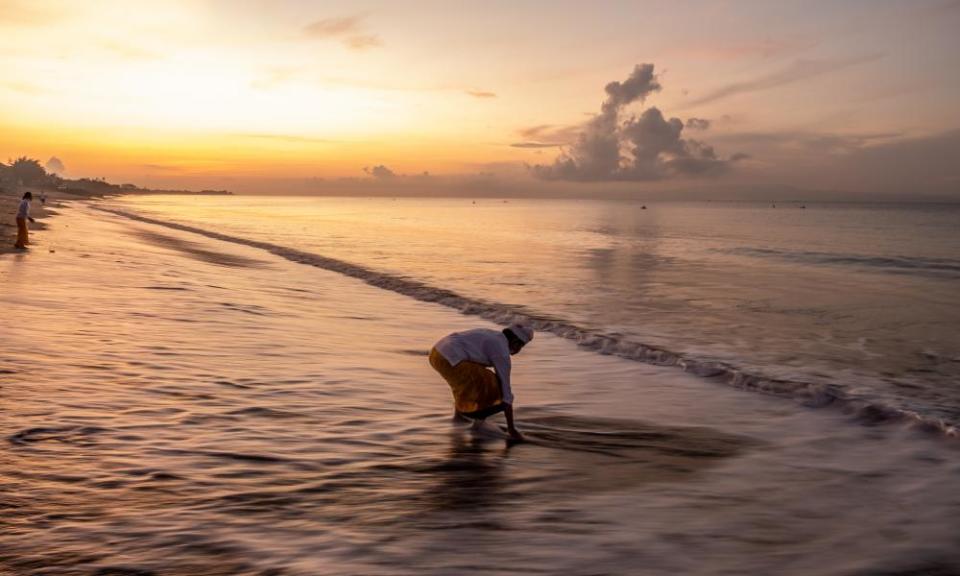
[2,202,959,575]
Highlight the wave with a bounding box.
[726,247,960,279]
[97,206,958,438]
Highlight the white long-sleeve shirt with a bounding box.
[16,199,30,219]
[434,328,514,404]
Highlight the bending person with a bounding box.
[429,324,534,441]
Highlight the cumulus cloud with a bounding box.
[532,64,736,182]
[685,117,711,130]
[600,63,661,116]
[364,165,396,179]
[303,15,381,50]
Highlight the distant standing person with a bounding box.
[14,191,35,250]
[429,324,534,441]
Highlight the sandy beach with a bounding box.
[0,188,61,255]
[3,199,959,576]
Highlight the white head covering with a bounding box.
[508,324,534,344]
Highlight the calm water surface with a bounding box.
[1,200,958,575]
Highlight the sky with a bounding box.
[1,0,959,199]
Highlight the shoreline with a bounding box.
[1,188,228,256]
[0,187,61,256]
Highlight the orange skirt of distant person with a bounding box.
[429,347,502,414]
[15,217,28,248]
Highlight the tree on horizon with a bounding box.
[9,157,47,186]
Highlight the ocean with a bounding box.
[2,195,958,575]
[113,195,960,427]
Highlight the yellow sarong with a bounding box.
[15,217,28,248]
[429,347,502,414]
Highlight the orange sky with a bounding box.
[2,0,959,197]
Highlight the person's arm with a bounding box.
[503,403,524,441]
[491,353,523,440]
[487,336,523,440]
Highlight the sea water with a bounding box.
[1,198,958,575]
[112,195,960,426]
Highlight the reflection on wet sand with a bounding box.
[414,411,752,518]
[132,228,267,268]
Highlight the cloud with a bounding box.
[45,156,65,174]
[511,124,581,148]
[512,123,600,148]
[303,15,381,50]
[303,15,362,37]
[364,165,396,179]
[714,130,902,155]
[465,89,496,98]
[685,117,711,130]
[787,129,960,197]
[670,37,817,63]
[600,63,661,116]
[687,54,883,106]
[511,142,562,149]
[532,64,736,182]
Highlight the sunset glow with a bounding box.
[2,0,958,195]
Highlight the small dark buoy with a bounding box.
[772,203,776,208]
[800,205,806,209]
[641,205,647,210]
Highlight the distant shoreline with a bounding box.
[1,186,231,256]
